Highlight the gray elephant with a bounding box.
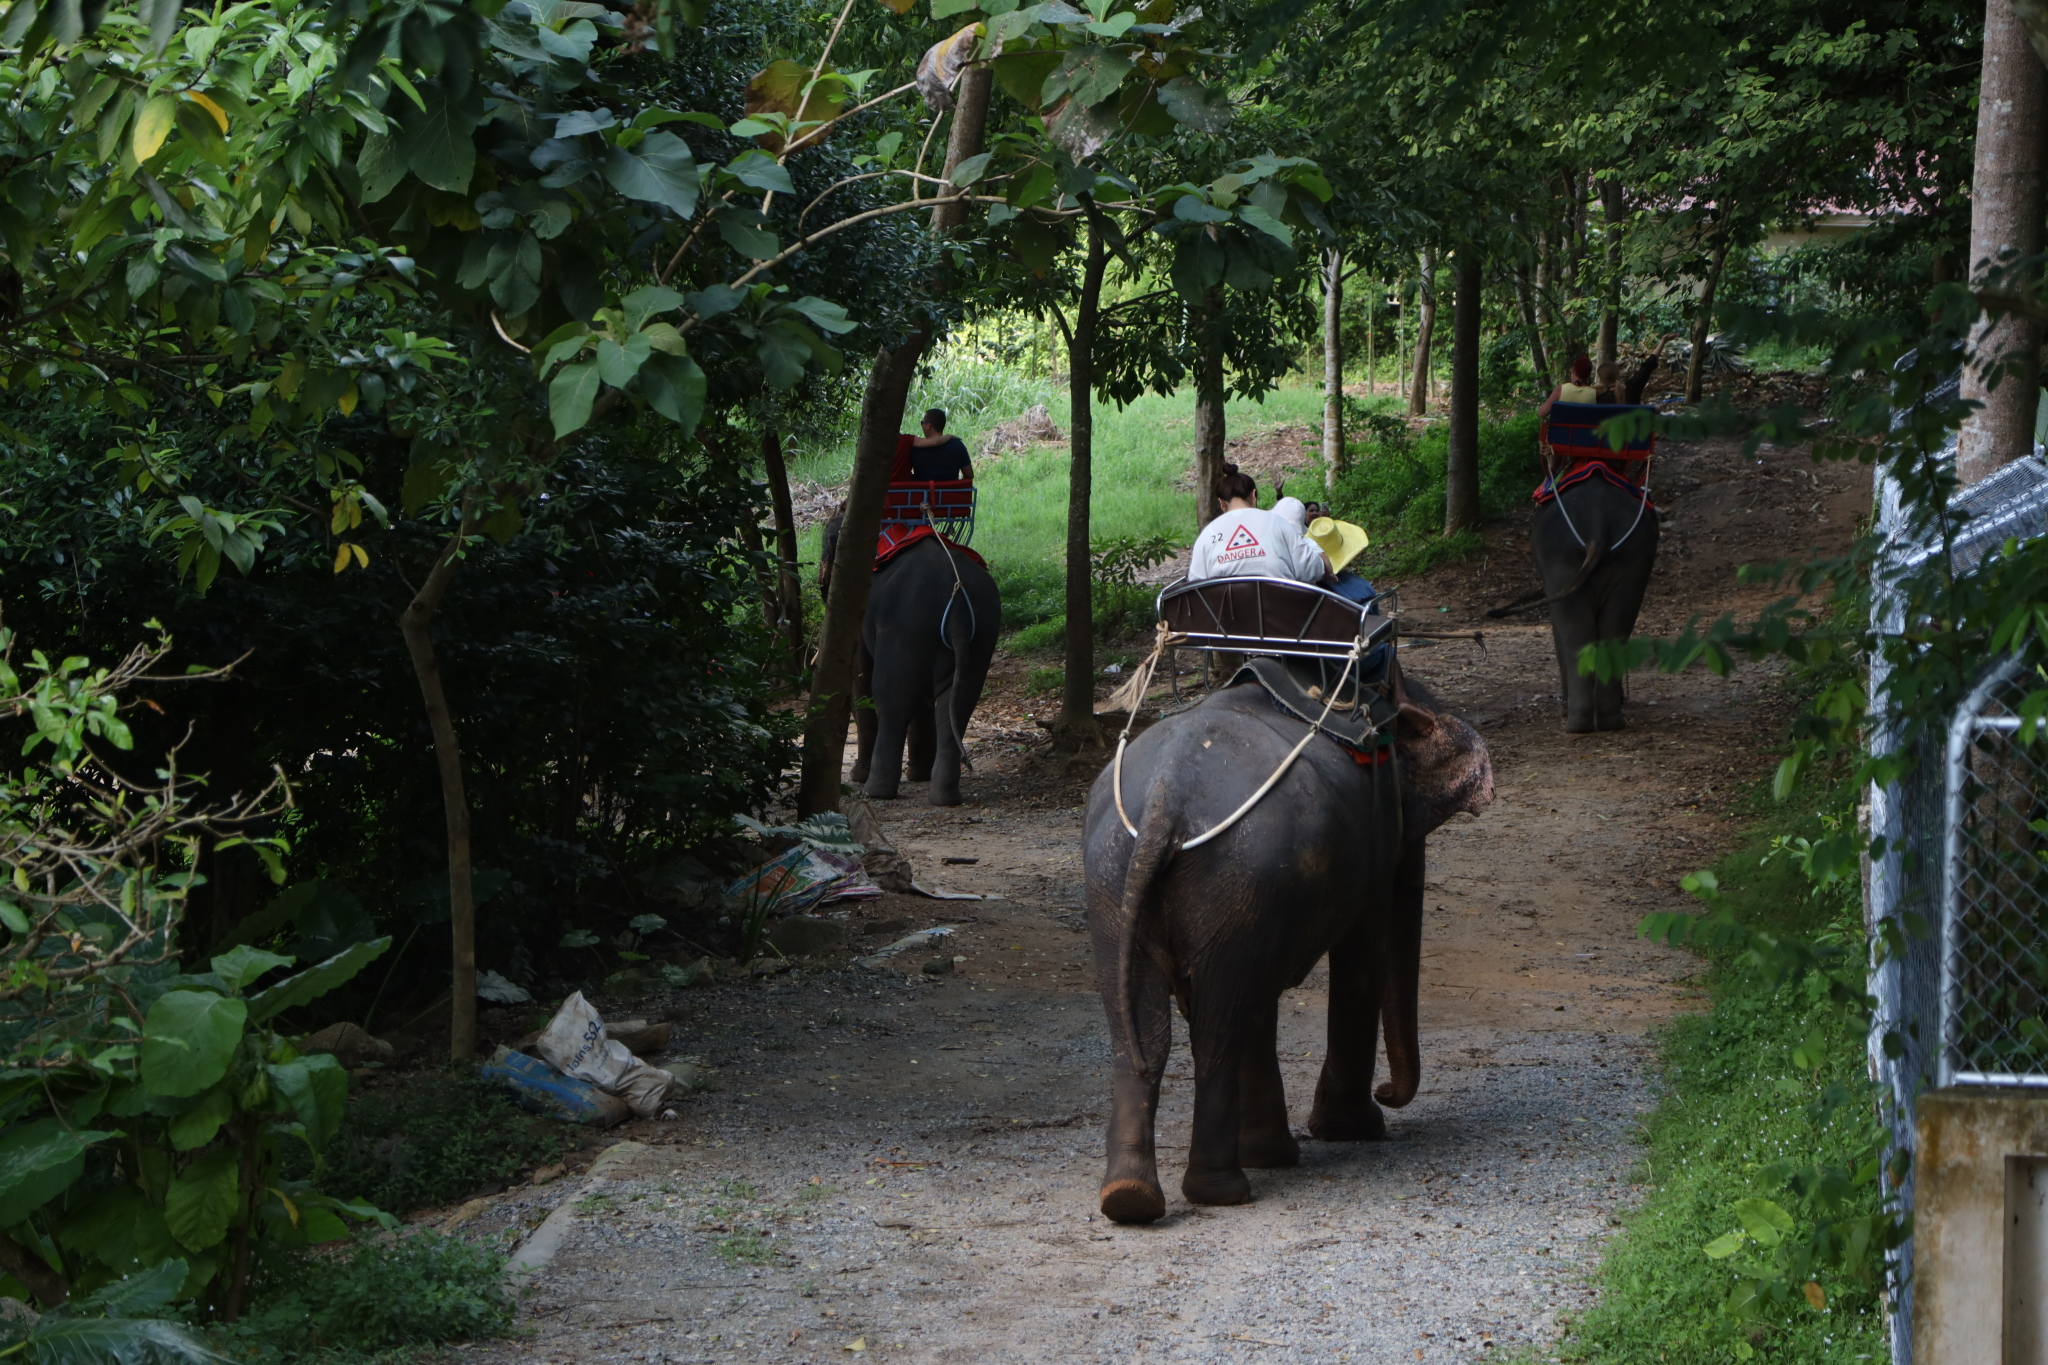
[1083,668,1493,1223]
[1490,475,1659,732]
[821,516,1000,805]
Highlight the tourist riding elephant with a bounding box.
[821,515,1000,805]
[1489,475,1659,733]
[1083,669,1494,1224]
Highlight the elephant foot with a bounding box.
[928,779,962,807]
[1563,714,1597,734]
[1181,1165,1252,1206]
[863,780,902,800]
[850,761,871,783]
[1099,1177,1166,1225]
[906,765,933,782]
[1238,1129,1300,1169]
[1307,1101,1386,1142]
[1597,712,1627,731]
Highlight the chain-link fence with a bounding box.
[1941,657,2048,1087]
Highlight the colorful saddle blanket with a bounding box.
[1532,459,1653,506]
[873,522,986,572]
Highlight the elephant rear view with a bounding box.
[1526,476,1658,732]
[824,513,1000,806]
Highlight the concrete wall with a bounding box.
[1915,1089,2048,1365]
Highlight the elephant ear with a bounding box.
[1395,701,1438,738]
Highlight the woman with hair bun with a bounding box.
[1188,463,1329,584]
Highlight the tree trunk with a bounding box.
[1365,276,1376,398]
[1684,237,1731,404]
[759,425,805,682]
[1193,287,1228,528]
[1513,241,1549,385]
[1959,0,2048,484]
[737,516,779,631]
[795,67,992,815]
[1444,251,1484,534]
[1534,229,1557,376]
[1322,246,1345,488]
[1407,253,1436,417]
[1055,221,1109,743]
[397,504,479,1061]
[1597,179,1625,371]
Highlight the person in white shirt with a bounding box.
[1188,465,1330,584]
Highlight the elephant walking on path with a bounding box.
[823,518,1000,806]
[1083,674,1494,1224]
[1530,475,1659,732]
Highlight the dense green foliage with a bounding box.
[241,1234,512,1355]
[1328,411,1544,575]
[1572,811,1886,1364]
[311,1072,567,1215]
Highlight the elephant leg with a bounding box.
[863,648,917,800]
[1237,995,1299,1169]
[1097,932,1172,1224]
[850,644,877,785]
[1307,925,1387,1141]
[1545,594,1601,733]
[1593,555,1653,731]
[1182,997,1252,1206]
[906,708,936,783]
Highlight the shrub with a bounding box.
[1327,413,1543,575]
[246,1234,512,1354]
[311,1071,568,1216]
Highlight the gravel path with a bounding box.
[447,432,1868,1365]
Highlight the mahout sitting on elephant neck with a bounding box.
[1083,674,1493,1224]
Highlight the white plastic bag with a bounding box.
[536,991,674,1118]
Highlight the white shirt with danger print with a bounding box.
[1188,507,1328,583]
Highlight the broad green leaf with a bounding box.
[1039,45,1131,110]
[133,94,178,161]
[621,285,685,331]
[1733,1197,1793,1248]
[0,1116,107,1224]
[549,360,601,438]
[1158,75,1230,132]
[725,149,794,194]
[931,0,978,14]
[1173,194,1232,224]
[141,991,248,1098]
[485,232,543,317]
[19,1315,232,1364]
[1236,202,1292,245]
[401,460,456,516]
[138,0,180,54]
[167,1088,234,1151]
[395,81,478,194]
[603,132,698,217]
[781,295,856,334]
[209,944,293,991]
[639,352,705,435]
[596,332,652,388]
[1703,1230,1747,1259]
[482,504,524,544]
[949,151,992,186]
[243,938,390,1024]
[743,58,845,153]
[717,213,777,261]
[267,1055,349,1148]
[356,133,407,204]
[553,107,617,138]
[73,1256,188,1317]
[164,1149,239,1252]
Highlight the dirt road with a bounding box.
[460,431,1865,1364]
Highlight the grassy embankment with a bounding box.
[1566,787,1887,1365]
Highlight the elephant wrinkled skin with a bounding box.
[1531,477,1659,733]
[1083,677,1494,1224]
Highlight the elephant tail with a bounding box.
[1483,533,1604,619]
[1112,783,1178,1066]
[942,579,975,773]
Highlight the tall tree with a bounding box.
[1054,220,1109,744]
[1408,252,1437,415]
[1443,250,1484,532]
[1958,0,2048,482]
[1322,245,1346,483]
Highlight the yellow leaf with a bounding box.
[350,543,369,569]
[277,358,304,401]
[1804,1280,1826,1311]
[332,543,352,574]
[183,89,229,135]
[329,500,348,534]
[337,382,358,416]
[873,0,914,12]
[269,1188,301,1227]
[843,1339,866,1353]
[133,93,179,161]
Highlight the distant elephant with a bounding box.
[1083,670,1494,1224]
[821,515,1000,805]
[1528,476,1659,732]
[1485,473,1659,732]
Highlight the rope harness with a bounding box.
[1109,623,1395,852]
[1540,437,1655,554]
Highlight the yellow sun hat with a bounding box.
[1306,516,1369,574]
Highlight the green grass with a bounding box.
[1564,801,1888,1365]
[787,349,1327,631]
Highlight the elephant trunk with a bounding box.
[1374,843,1426,1108]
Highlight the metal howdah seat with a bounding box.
[1156,576,1396,661]
[880,480,977,544]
